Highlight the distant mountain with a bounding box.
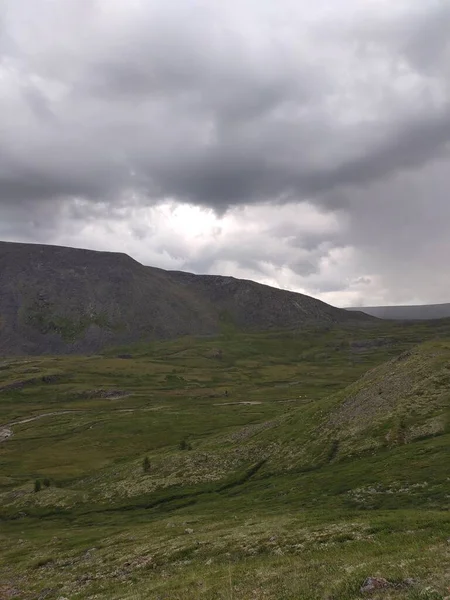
[347,304,450,320]
[0,241,372,355]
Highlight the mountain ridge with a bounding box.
[0,240,372,355]
[347,303,450,320]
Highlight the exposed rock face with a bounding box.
[360,577,391,593]
[360,576,417,594]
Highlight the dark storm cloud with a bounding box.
[1,0,449,213]
[145,107,450,209]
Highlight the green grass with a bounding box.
[1,321,450,599]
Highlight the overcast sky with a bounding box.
[1,0,449,307]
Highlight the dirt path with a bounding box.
[0,410,83,443]
[8,410,82,426]
[0,406,163,442]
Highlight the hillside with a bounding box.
[347,303,450,320]
[268,340,450,472]
[1,323,449,599]
[0,241,372,355]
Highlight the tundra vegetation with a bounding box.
[0,320,449,599]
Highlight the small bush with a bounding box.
[388,418,407,446]
[179,439,192,451]
[33,556,54,569]
[34,479,41,493]
[43,478,51,488]
[143,456,150,473]
[327,439,339,463]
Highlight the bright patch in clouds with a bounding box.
[17,199,368,306]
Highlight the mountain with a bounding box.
[347,303,450,320]
[0,240,372,355]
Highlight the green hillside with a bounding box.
[1,321,449,599]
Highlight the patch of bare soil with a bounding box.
[70,389,130,400]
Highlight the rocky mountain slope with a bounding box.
[0,241,372,354]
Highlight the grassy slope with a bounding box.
[0,321,449,599]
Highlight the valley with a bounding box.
[1,320,449,599]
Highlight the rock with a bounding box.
[0,586,21,599]
[38,589,57,599]
[360,577,391,593]
[0,427,13,442]
[185,528,194,534]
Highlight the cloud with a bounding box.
[0,0,449,306]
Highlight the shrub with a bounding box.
[43,478,51,488]
[34,479,41,493]
[388,418,407,446]
[327,439,340,463]
[179,439,192,451]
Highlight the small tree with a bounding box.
[143,456,150,473]
[34,479,41,493]
[395,418,407,445]
[327,439,339,463]
[388,417,407,446]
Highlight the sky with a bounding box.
[1,0,449,307]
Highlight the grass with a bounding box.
[0,320,450,599]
